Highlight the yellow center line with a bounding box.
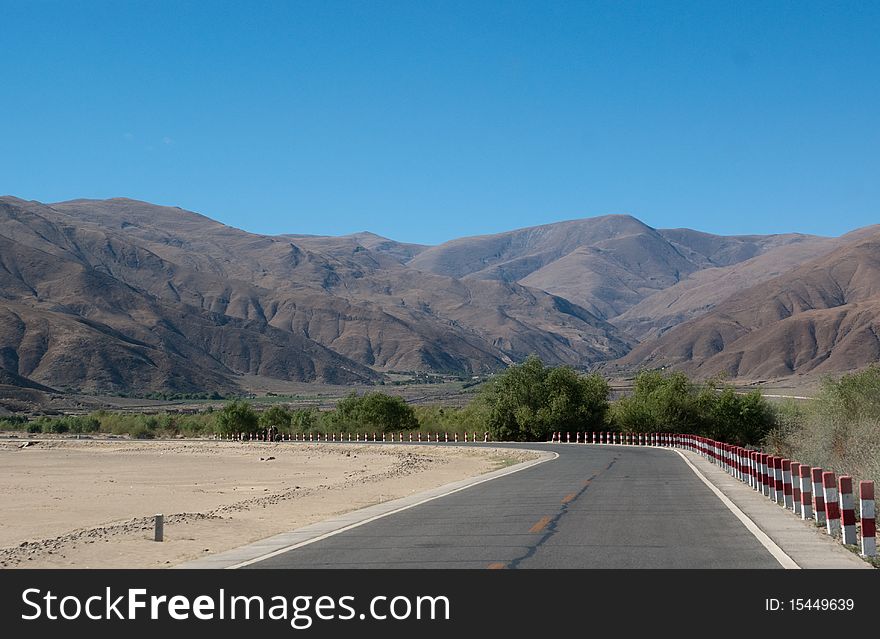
[561,493,577,504]
[487,562,507,569]
[529,515,552,533]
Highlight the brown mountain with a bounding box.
[2,195,876,394]
[407,216,819,320]
[617,232,880,379]
[0,197,631,393]
[50,198,633,368]
[615,225,880,341]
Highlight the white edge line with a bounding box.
[225,450,559,569]
[672,449,800,570]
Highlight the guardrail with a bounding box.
[216,430,491,443]
[682,434,876,557]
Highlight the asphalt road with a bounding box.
[246,443,780,569]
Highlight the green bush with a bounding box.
[215,400,259,435]
[766,367,880,488]
[0,416,27,430]
[611,371,773,445]
[480,356,609,442]
[259,405,292,431]
[131,425,156,439]
[816,364,880,422]
[45,420,69,434]
[699,386,775,445]
[326,392,418,432]
[290,409,317,433]
[412,403,490,435]
[613,371,700,434]
[68,416,101,434]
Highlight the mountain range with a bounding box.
[1,195,878,399]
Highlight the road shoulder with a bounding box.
[678,450,870,569]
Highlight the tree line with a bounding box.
[0,356,776,445]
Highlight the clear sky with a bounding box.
[2,1,877,245]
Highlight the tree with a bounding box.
[216,400,259,435]
[613,370,702,434]
[259,405,292,431]
[329,392,418,431]
[543,366,609,433]
[480,356,610,441]
[290,409,317,432]
[611,370,773,445]
[817,365,880,422]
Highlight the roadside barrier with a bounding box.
[782,459,794,510]
[812,468,826,525]
[860,481,876,557]
[756,452,763,490]
[799,464,812,520]
[839,476,857,545]
[823,472,841,538]
[772,457,783,504]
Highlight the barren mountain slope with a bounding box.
[0,199,381,391]
[617,232,880,379]
[408,215,819,320]
[0,198,632,393]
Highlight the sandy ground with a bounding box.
[0,440,534,569]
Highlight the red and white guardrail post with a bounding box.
[790,462,801,515]
[823,471,841,537]
[812,467,826,525]
[860,481,876,557]
[799,464,812,520]
[781,459,794,510]
[838,476,857,545]
[773,456,784,504]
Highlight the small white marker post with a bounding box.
[154,514,164,542]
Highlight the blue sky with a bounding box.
[1,1,877,244]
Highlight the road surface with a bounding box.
[246,443,780,569]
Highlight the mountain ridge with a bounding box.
[1,195,876,395]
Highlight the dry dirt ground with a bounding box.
[0,440,534,569]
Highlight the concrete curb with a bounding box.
[175,448,557,569]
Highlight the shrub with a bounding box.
[816,364,880,422]
[45,420,69,434]
[67,416,101,434]
[611,371,773,445]
[327,392,418,432]
[480,356,609,442]
[131,425,156,439]
[412,403,490,435]
[259,405,292,431]
[290,409,317,433]
[0,416,27,430]
[215,400,259,435]
[766,367,880,488]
